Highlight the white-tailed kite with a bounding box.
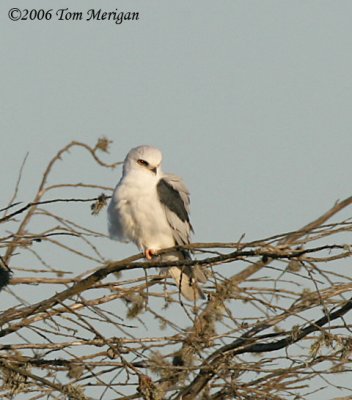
[107,145,206,300]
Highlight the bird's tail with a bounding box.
[168,266,206,301]
[162,251,207,301]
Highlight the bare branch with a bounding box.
[1,139,351,400]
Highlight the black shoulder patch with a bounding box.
[157,178,189,223]
[0,265,11,292]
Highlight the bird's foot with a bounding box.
[145,249,157,260]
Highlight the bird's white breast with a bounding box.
[110,176,175,252]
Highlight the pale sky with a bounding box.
[2,1,352,244]
[1,1,352,398]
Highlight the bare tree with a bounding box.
[0,139,351,400]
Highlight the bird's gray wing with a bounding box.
[157,174,206,301]
[156,174,193,248]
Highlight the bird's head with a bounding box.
[123,145,163,177]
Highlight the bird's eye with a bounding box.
[137,159,149,167]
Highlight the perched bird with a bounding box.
[107,145,206,300]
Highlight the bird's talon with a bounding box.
[145,249,156,260]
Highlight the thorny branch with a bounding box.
[0,138,352,400]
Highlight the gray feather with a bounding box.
[157,174,193,248]
[157,175,207,300]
